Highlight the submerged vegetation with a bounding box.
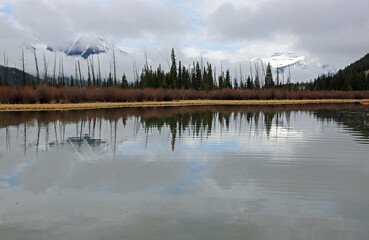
[0,49,369,104]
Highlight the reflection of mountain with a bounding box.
[1,104,368,156]
[50,134,107,148]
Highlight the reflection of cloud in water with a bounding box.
[0,105,369,239]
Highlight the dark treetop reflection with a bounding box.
[0,104,369,240]
[1,104,368,154]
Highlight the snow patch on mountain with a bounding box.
[252,52,306,70]
[250,52,337,82]
[45,32,127,59]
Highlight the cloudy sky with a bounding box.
[1,0,369,81]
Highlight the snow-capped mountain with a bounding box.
[250,52,337,82]
[46,33,127,59]
[252,52,306,70]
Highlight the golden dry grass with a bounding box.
[0,99,368,112]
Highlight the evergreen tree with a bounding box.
[107,73,113,87]
[194,62,202,90]
[182,66,190,89]
[224,70,232,89]
[240,79,245,89]
[218,72,224,89]
[264,63,274,88]
[233,78,238,89]
[205,63,214,90]
[170,48,177,88]
[120,74,128,88]
[178,61,183,89]
[254,74,261,90]
[70,75,75,87]
[246,76,253,89]
[87,74,91,88]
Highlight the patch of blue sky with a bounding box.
[164,162,207,195]
[189,17,200,26]
[117,144,141,152]
[181,139,245,152]
[0,159,31,188]
[0,175,16,188]
[0,4,12,15]
[145,144,167,151]
[2,156,41,188]
[163,0,201,28]
[117,143,166,152]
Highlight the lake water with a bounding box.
[0,104,369,240]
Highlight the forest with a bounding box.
[0,49,369,104]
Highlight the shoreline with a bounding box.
[0,99,368,112]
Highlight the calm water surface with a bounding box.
[0,104,369,240]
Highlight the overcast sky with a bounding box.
[1,0,369,81]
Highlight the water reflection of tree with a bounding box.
[1,104,368,154]
[314,108,369,141]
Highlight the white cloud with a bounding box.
[1,0,369,82]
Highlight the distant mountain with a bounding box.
[261,52,306,70]
[0,65,34,86]
[250,52,337,83]
[312,53,369,90]
[338,53,369,75]
[45,33,127,59]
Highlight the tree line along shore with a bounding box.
[0,49,369,106]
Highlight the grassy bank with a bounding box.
[0,99,368,112]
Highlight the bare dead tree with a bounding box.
[61,56,65,86]
[113,48,117,86]
[239,64,243,86]
[3,53,8,86]
[221,60,224,77]
[53,53,57,86]
[78,60,82,87]
[97,55,101,87]
[249,60,253,81]
[261,60,266,83]
[43,52,49,85]
[235,65,238,82]
[21,47,26,86]
[276,60,280,86]
[90,55,96,87]
[87,57,91,87]
[200,52,203,80]
[131,58,139,86]
[58,56,62,86]
[33,49,40,86]
[75,62,79,87]
[213,66,217,86]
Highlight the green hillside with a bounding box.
[312,53,369,91]
[0,65,35,86]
